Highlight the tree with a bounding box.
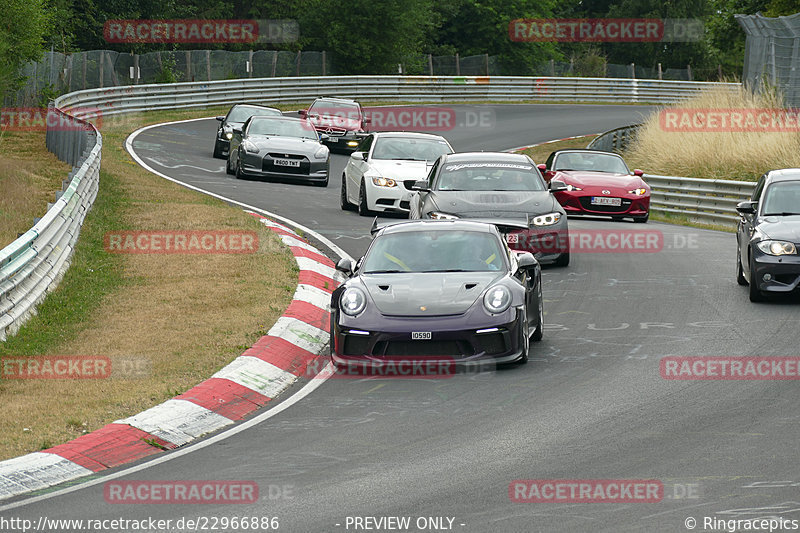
[0,0,50,102]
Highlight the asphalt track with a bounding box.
[6,104,800,532]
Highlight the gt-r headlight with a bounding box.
[629,188,647,195]
[531,212,561,226]
[756,240,797,256]
[565,184,582,192]
[483,285,512,314]
[314,146,328,160]
[243,140,259,154]
[429,211,459,220]
[340,287,367,316]
[371,177,397,187]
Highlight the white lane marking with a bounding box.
[117,399,234,447]
[0,362,337,511]
[0,453,93,500]
[143,156,224,174]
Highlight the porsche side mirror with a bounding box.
[736,201,756,215]
[633,169,644,177]
[215,116,225,121]
[336,258,354,275]
[549,180,568,192]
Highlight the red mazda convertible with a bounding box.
[538,149,650,223]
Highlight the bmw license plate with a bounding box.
[274,158,300,167]
[591,196,621,206]
[411,332,431,340]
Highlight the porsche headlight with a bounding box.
[483,285,512,314]
[314,146,328,160]
[629,188,647,196]
[531,212,561,226]
[756,240,797,256]
[243,140,259,154]
[429,211,459,220]
[371,177,397,188]
[340,287,367,316]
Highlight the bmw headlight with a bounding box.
[314,146,328,160]
[371,177,397,188]
[756,240,797,256]
[429,211,459,220]
[483,285,512,314]
[225,131,233,140]
[628,188,647,195]
[531,212,561,226]
[340,287,367,316]
[243,140,259,154]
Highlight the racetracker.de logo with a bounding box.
[104,481,258,504]
[103,230,258,254]
[309,357,458,379]
[1,356,111,380]
[507,229,663,254]
[659,108,800,132]
[660,356,800,380]
[509,479,664,503]
[1,107,102,131]
[103,19,298,44]
[508,18,702,42]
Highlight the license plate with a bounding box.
[327,137,338,142]
[274,158,300,167]
[411,332,431,340]
[506,233,519,244]
[591,196,621,206]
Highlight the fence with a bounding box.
[0,106,101,341]
[737,13,800,108]
[588,124,754,227]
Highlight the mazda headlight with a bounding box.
[429,211,459,220]
[565,184,582,192]
[628,188,647,196]
[371,177,397,188]
[340,287,367,316]
[243,140,259,154]
[531,212,561,226]
[483,285,512,314]
[314,146,328,160]
[756,240,797,256]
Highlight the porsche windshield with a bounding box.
[554,152,630,174]
[362,230,506,273]
[371,137,452,162]
[247,118,318,140]
[437,162,545,191]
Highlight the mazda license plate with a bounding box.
[591,196,621,206]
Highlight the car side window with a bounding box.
[752,175,766,203]
[545,152,556,170]
[427,159,440,187]
[357,135,373,154]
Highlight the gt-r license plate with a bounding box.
[591,196,622,206]
[411,332,432,340]
[274,158,300,167]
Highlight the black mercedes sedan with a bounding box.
[330,220,543,369]
[227,115,330,186]
[407,152,570,266]
[212,103,282,159]
[736,168,800,302]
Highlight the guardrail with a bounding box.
[56,76,740,118]
[0,107,101,341]
[0,75,743,341]
[587,123,755,227]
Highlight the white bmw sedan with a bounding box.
[340,132,454,216]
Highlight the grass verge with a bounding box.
[0,108,297,461]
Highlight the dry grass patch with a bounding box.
[0,131,71,248]
[0,111,298,460]
[624,85,800,181]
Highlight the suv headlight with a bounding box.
[756,240,797,256]
[243,140,259,154]
[429,211,459,220]
[340,287,367,316]
[314,146,328,160]
[371,177,397,187]
[483,285,512,314]
[531,212,561,226]
[628,188,647,195]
